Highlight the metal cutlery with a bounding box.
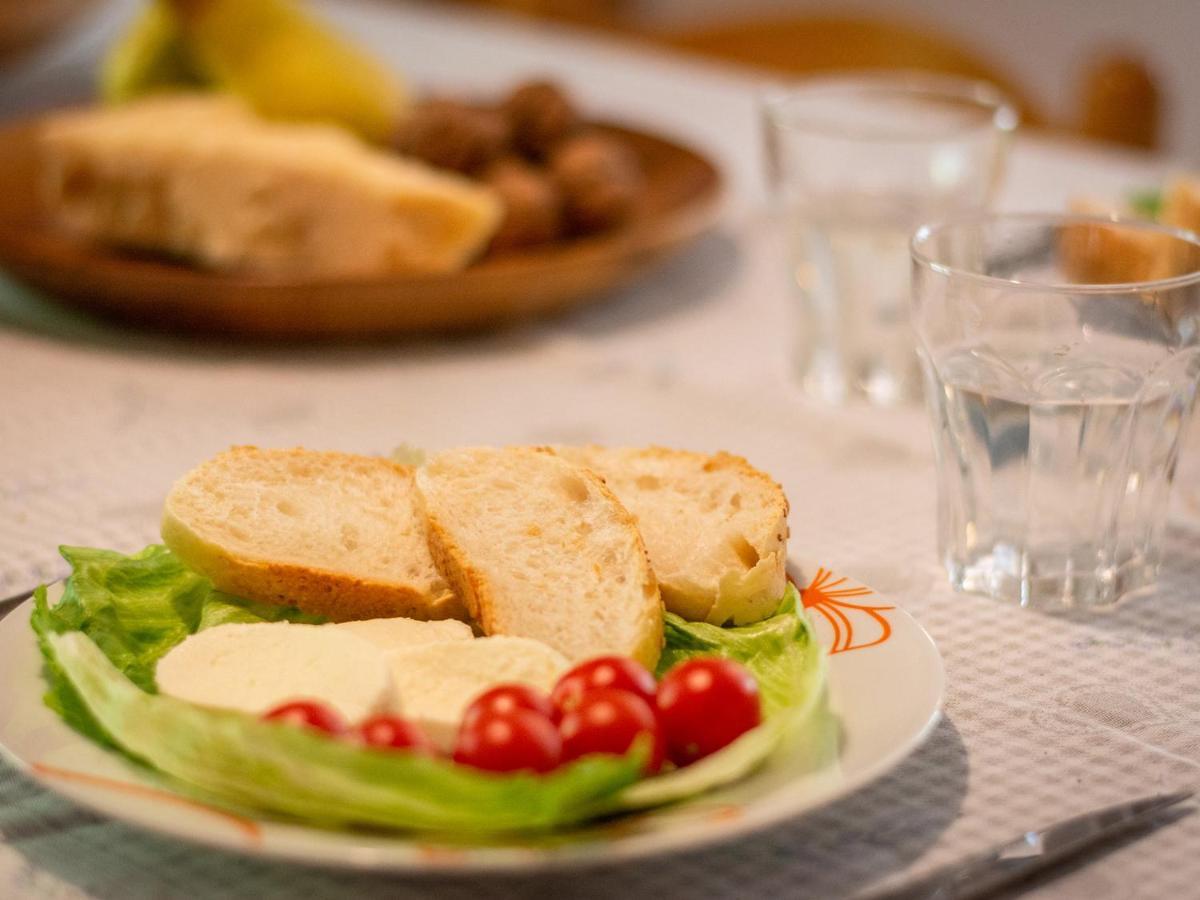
[861,790,1194,900]
[0,588,33,619]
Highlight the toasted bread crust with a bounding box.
[559,445,790,625]
[419,499,491,625]
[418,446,663,670]
[161,445,465,622]
[578,459,663,670]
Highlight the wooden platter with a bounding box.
[0,116,721,338]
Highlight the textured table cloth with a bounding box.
[1,2,1198,898]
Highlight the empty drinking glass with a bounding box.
[764,74,1016,405]
[911,213,1200,609]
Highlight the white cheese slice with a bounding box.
[387,636,569,750]
[333,617,474,650]
[155,621,393,723]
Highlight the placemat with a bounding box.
[2,325,1197,899]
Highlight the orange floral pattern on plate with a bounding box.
[799,567,895,654]
[32,762,262,843]
[706,804,743,823]
[415,844,469,863]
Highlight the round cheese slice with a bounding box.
[155,621,394,723]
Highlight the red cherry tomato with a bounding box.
[453,709,562,774]
[262,700,347,736]
[356,715,435,754]
[656,658,761,766]
[461,684,555,732]
[551,656,658,719]
[558,688,665,773]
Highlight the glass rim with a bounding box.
[761,70,1018,142]
[911,211,1200,294]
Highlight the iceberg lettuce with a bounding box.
[31,545,828,833]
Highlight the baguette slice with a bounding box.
[1162,177,1200,234]
[416,446,663,669]
[557,446,789,625]
[155,622,394,721]
[161,446,464,622]
[387,636,569,749]
[1063,197,1186,283]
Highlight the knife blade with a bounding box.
[861,790,1194,900]
[0,588,33,619]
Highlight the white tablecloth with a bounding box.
[1,2,1197,898]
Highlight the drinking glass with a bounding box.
[763,74,1017,404]
[911,213,1200,609]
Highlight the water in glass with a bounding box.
[927,334,1200,607]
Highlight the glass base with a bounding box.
[798,352,922,406]
[945,544,1160,611]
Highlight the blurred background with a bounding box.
[2,0,1196,160]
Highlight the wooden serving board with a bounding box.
[0,116,721,338]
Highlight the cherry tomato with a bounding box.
[461,684,555,732]
[453,709,562,774]
[262,700,347,736]
[558,688,665,773]
[551,656,658,719]
[656,658,761,766]
[356,715,435,754]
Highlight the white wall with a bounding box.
[630,0,1200,163]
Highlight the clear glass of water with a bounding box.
[911,213,1200,609]
[763,75,1017,405]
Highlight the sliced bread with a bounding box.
[415,446,663,669]
[386,636,569,749]
[556,446,789,625]
[161,446,464,622]
[1064,196,1187,283]
[41,95,501,277]
[155,622,394,721]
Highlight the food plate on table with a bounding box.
[0,444,943,872]
[0,0,722,338]
[0,116,720,338]
[0,546,941,871]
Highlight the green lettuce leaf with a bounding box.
[31,546,829,832]
[50,631,642,832]
[31,584,117,751]
[42,545,319,690]
[656,584,823,718]
[30,545,319,748]
[615,584,826,809]
[1129,189,1163,220]
[31,547,321,748]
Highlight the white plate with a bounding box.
[0,566,943,873]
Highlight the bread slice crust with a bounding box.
[161,446,464,622]
[416,446,663,669]
[557,445,790,625]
